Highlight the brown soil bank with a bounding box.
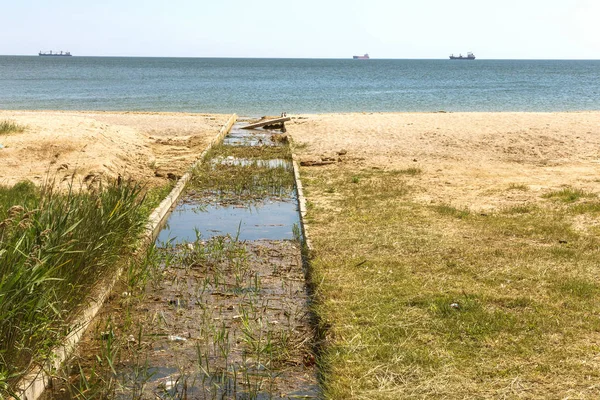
[0,110,229,189]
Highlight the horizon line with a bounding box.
[2,54,600,61]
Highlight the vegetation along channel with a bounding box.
[0,175,168,398]
[40,119,320,399]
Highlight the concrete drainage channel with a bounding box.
[14,114,237,400]
[39,118,319,399]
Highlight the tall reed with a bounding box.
[0,179,148,394]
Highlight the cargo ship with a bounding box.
[39,50,72,57]
[353,53,370,59]
[449,52,475,60]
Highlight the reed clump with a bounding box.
[0,179,148,395]
[0,120,26,135]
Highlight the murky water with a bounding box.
[156,199,299,244]
[145,120,319,398]
[43,121,318,400]
[222,123,286,146]
[211,157,291,169]
[158,121,298,245]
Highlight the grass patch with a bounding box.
[302,166,600,398]
[0,120,25,135]
[0,179,149,395]
[553,277,599,299]
[139,181,175,217]
[569,201,600,214]
[391,167,422,176]
[433,203,470,219]
[543,187,596,203]
[507,183,529,191]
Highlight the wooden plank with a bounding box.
[241,116,291,130]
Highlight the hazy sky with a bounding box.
[3,0,600,59]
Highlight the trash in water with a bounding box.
[168,335,187,342]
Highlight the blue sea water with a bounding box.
[0,56,599,114]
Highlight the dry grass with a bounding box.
[0,120,25,135]
[302,165,600,399]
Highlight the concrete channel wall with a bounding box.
[290,141,313,253]
[14,114,238,400]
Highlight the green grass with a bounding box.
[189,144,294,201]
[302,167,600,398]
[543,187,596,203]
[391,167,422,176]
[0,179,149,395]
[209,144,292,160]
[0,120,25,135]
[139,181,175,217]
[432,203,471,219]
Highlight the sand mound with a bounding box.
[0,111,229,189]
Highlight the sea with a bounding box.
[0,56,599,115]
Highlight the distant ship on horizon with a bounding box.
[449,52,475,60]
[39,50,72,57]
[353,53,370,59]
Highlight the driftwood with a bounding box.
[242,117,291,130]
[299,160,337,167]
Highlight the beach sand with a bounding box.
[289,111,600,211]
[0,110,229,189]
[1,110,599,210]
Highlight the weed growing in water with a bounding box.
[210,144,292,160]
[58,237,316,399]
[188,143,296,202]
[190,161,294,201]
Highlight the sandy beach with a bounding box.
[289,111,600,211]
[1,110,600,209]
[3,109,600,398]
[0,110,229,189]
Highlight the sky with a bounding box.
[3,0,600,59]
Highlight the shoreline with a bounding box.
[2,109,600,115]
